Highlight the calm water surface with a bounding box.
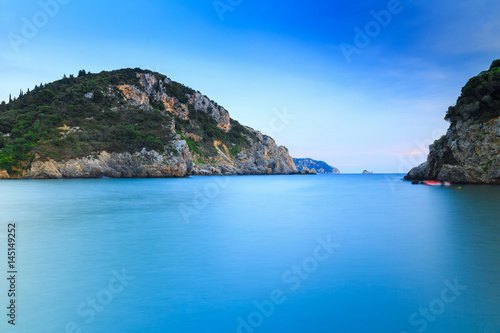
[0,174,499,332]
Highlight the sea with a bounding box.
[0,174,499,332]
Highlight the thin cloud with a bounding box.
[390,151,427,156]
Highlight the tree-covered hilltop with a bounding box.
[445,59,500,124]
[0,68,298,178]
[1,70,169,174]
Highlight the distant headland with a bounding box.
[293,158,340,174]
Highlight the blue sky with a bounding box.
[1,0,499,172]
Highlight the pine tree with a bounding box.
[25,89,32,106]
[0,101,6,113]
[8,94,12,104]
[16,90,24,109]
[78,69,87,77]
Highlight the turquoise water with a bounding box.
[0,174,499,332]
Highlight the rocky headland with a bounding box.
[0,69,309,179]
[406,60,500,184]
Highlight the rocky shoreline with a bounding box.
[405,60,500,184]
[0,130,314,179]
[405,115,500,184]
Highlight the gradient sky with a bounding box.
[1,0,499,173]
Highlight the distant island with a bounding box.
[0,69,316,179]
[362,170,373,174]
[293,158,340,174]
[406,59,500,184]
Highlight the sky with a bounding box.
[1,0,499,173]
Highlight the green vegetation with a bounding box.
[174,106,256,158]
[180,134,202,156]
[445,59,500,123]
[433,135,446,147]
[0,69,177,173]
[490,60,500,70]
[0,68,258,175]
[229,145,242,156]
[483,161,493,173]
[164,81,194,104]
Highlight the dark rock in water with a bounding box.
[405,59,500,184]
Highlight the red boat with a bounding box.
[423,181,451,186]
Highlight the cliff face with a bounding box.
[193,128,298,175]
[406,60,500,184]
[0,69,298,179]
[24,143,193,179]
[293,158,339,174]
